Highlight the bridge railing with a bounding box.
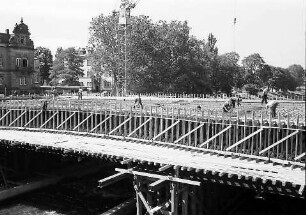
[0,107,305,164]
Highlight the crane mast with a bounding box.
[117,0,140,95]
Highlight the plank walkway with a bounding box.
[0,128,304,189]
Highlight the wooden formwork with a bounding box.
[0,107,305,164]
[1,99,305,125]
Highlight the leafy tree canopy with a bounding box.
[49,47,84,86]
[34,46,53,84]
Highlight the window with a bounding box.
[19,77,26,85]
[16,58,21,67]
[104,81,111,88]
[22,59,28,67]
[34,74,39,83]
[20,36,24,44]
[0,76,3,85]
[0,57,3,67]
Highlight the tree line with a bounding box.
[36,13,305,96]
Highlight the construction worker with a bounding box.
[223,100,232,113]
[266,101,279,118]
[261,87,269,104]
[133,94,143,109]
[78,88,83,100]
[42,100,48,112]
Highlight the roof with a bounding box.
[0,33,10,44]
[13,18,30,35]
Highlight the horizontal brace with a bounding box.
[259,130,299,154]
[116,168,201,186]
[226,128,264,151]
[98,172,128,188]
[148,179,168,192]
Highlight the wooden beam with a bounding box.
[9,110,27,126]
[98,172,128,188]
[56,112,76,129]
[116,168,201,186]
[134,185,153,214]
[40,111,58,128]
[226,128,264,151]
[259,130,300,155]
[294,152,305,161]
[174,123,204,144]
[90,115,111,132]
[127,117,152,137]
[150,201,171,214]
[199,125,232,147]
[73,113,93,131]
[109,117,132,135]
[24,110,43,127]
[158,164,173,172]
[148,179,167,192]
[0,110,11,123]
[152,120,180,141]
[121,158,134,165]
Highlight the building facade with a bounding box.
[0,18,38,95]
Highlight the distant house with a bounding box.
[78,48,93,91]
[77,47,113,93]
[0,18,39,94]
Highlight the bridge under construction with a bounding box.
[0,99,305,215]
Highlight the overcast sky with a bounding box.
[0,0,305,68]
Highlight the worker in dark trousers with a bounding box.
[266,101,279,118]
[42,100,48,112]
[134,94,143,109]
[261,87,269,104]
[223,100,232,113]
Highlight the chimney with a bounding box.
[6,29,9,34]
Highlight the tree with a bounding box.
[269,67,298,92]
[50,47,84,86]
[288,64,305,87]
[88,14,215,94]
[215,52,242,95]
[34,46,53,84]
[241,53,267,86]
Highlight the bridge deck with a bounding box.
[0,128,304,190]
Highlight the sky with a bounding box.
[0,0,305,68]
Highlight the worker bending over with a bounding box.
[266,101,279,118]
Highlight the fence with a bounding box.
[0,106,305,164]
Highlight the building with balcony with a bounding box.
[0,18,38,95]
